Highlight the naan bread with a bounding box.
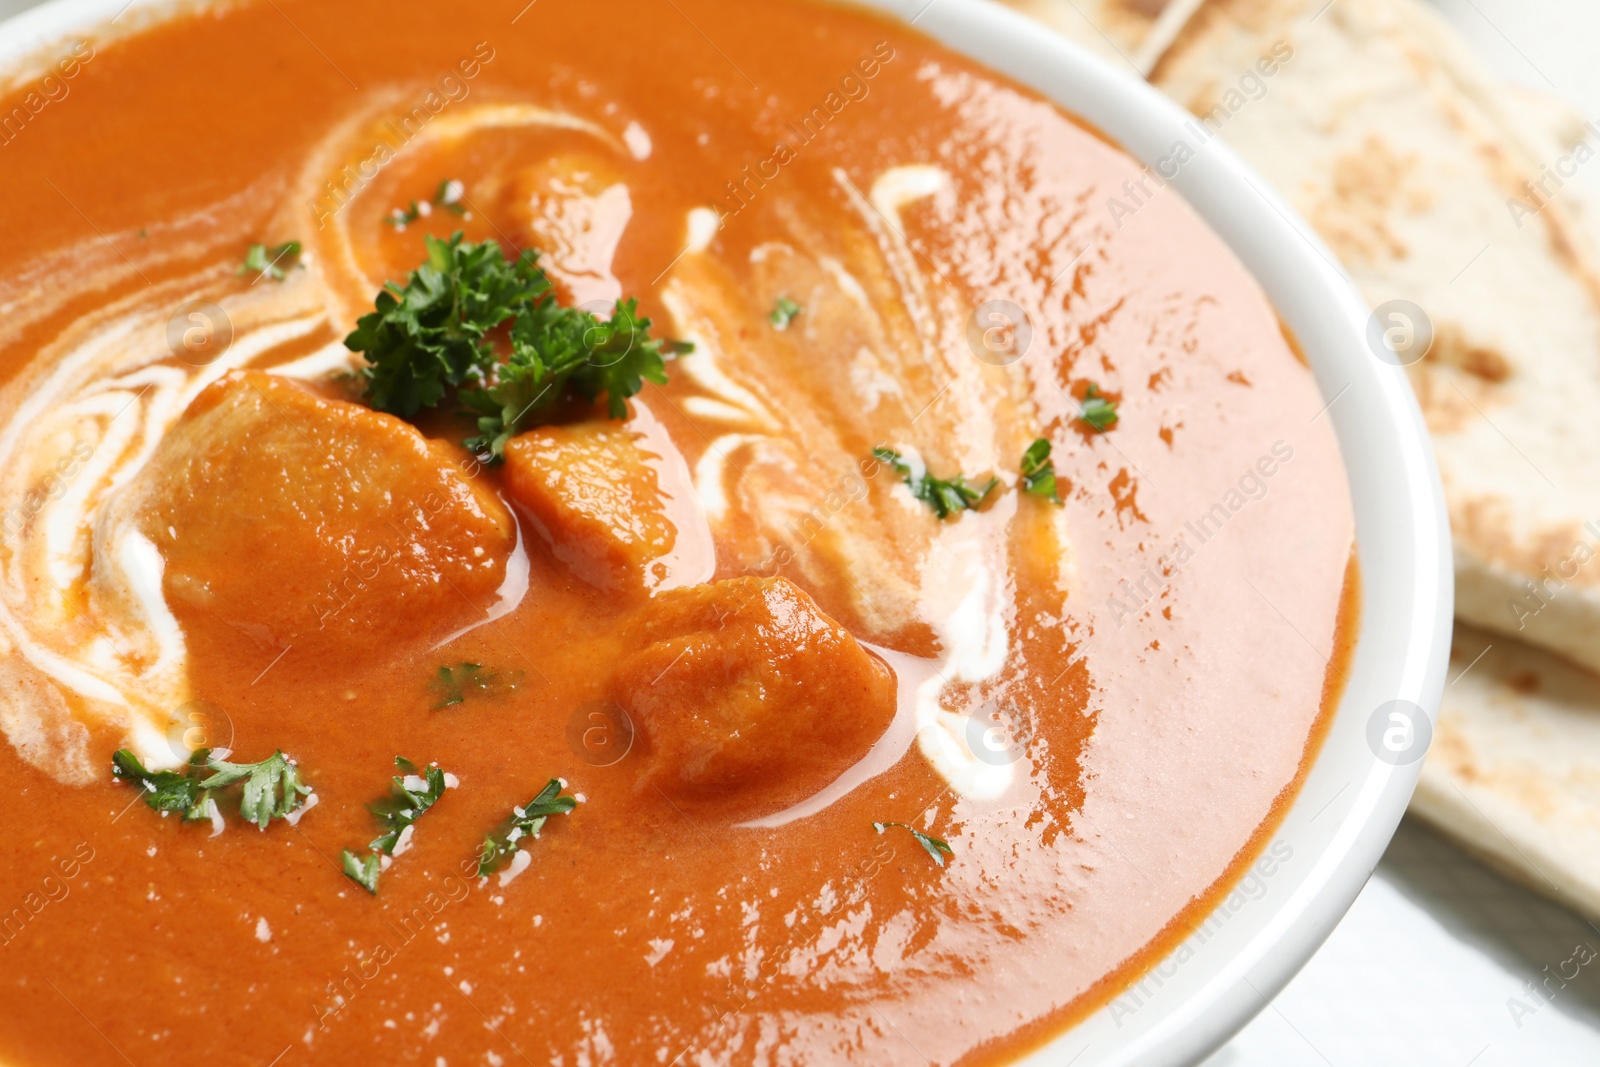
[997,0,1207,75]
[1415,626,1600,922]
[1150,0,1600,676]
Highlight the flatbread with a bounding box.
[1415,625,1600,923]
[997,0,1208,75]
[1145,0,1600,677]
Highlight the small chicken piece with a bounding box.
[95,370,513,651]
[610,576,897,816]
[503,422,678,596]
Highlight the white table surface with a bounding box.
[3,0,1600,1064]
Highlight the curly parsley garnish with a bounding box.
[873,446,998,520]
[769,296,802,330]
[113,748,311,830]
[873,822,954,867]
[238,241,302,282]
[461,296,686,462]
[345,232,690,463]
[1079,383,1119,432]
[431,662,520,709]
[340,757,453,895]
[476,778,577,877]
[1019,437,1062,505]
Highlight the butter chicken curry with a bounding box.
[0,0,1355,1064]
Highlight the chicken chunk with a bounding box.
[95,371,514,651]
[503,421,679,596]
[609,577,897,816]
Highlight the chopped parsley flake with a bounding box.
[873,446,998,520]
[113,748,311,830]
[476,778,577,877]
[385,179,469,229]
[368,757,451,855]
[340,757,453,895]
[345,233,690,463]
[1019,437,1062,505]
[1079,383,1119,432]
[873,822,954,867]
[769,296,802,330]
[431,662,521,709]
[238,241,302,282]
[341,850,381,895]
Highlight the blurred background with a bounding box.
[1,0,1597,1063]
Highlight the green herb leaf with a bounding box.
[113,747,309,829]
[873,446,998,520]
[1019,437,1062,505]
[385,201,424,229]
[476,778,578,877]
[200,751,312,830]
[367,757,451,855]
[341,849,382,895]
[238,241,302,282]
[346,234,690,461]
[112,749,216,822]
[434,179,467,215]
[431,662,521,709]
[346,233,549,418]
[386,180,467,229]
[769,296,802,330]
[461,297,685,463]
[1079,383,1119,432]
[873,821,954,867]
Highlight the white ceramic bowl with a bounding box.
[0,0,1452,1064]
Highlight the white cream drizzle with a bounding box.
[2,89,1046,812]
[0,98,627,778]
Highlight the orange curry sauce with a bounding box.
[0,1,1355,1065]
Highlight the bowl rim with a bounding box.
[0,1,1453,1064]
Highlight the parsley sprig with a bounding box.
[1019,438,1062,505]
[113,748,311,830]
[341,757,453,895]
[873,822,954,867]
[345,233,690,462]
[476,778,577,877]
[873,446,999,520]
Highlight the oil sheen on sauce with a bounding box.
[0,1,1355,1064]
